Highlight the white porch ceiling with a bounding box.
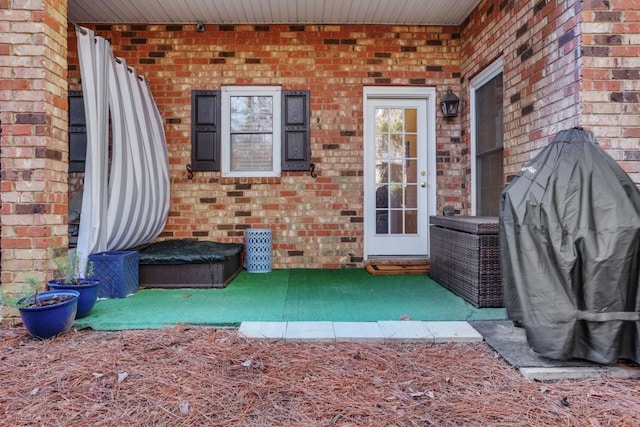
[68,0,481,26]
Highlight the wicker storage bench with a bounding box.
[429,216,503,308]
[137,239,243,289]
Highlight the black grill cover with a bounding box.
[500,128,640,364]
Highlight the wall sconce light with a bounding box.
[440,88,460,118]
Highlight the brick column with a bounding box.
[581,0,640,184]
[1,0,69,318]
[461,0,584,187]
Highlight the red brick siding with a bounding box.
[461,0,639,187]
[67,24,462,268]
[1,0,69,316]
[461,0,583,191]
[581,0,640,183]
[3,1,638,314]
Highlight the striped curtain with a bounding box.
[75,26,170,273]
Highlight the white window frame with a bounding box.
[221,86,282,177]
[470,57,503,215]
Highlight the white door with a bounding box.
[363,87,436,257]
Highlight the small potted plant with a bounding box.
[47,248,101,319]
[2,276,80,339]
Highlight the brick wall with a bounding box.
[460,0,583,190]
[461,0,640,186]
[67,23,462,268]
[581,0,640,183]
[3,0,637,314]
[0,0,69,316]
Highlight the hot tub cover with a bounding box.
[500,128,640,364]
[138,239,243,265]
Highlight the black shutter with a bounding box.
[281,90,310,171]
[68,90,87,172]
[191,90,221,171]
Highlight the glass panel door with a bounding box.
[365,97,429,256]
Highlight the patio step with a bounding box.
[238,321,479,343]
[366,256,429,265]
[365,257,430,275]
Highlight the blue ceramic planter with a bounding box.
[48,278,101,319]
[18,290,79,339]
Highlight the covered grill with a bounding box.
[500,128,640,364]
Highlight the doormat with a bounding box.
[365,263,430,276]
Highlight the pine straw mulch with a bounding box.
[1,325,639,426]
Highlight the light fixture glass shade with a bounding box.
[440,89,460,118]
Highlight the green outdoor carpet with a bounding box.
[75,269,507,330]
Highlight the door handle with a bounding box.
[421,181,427,188]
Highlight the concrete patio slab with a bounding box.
[239,321,488,343]
[377,321,434,342]
[333,322,385,342]
[238,321,286,340]
[520,366,640,382]
[470,321,598,368]
[424,321,483,343]
[470,320,640,381]
[285,321,335,341]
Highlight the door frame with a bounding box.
[362,86,437,260]
[470,57,503,216]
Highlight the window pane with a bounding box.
[375,163,390,209]
[376,135,389,160]
[475,71,504,214]
[230,134,273,171]
[405,135,417,159]
[405,210,417,234]
[405,184,417,209]
[389,134,404,158]
[477,149,504,216]
[375,108,389,133]
[405,160,417,183]
[389,109,403,132]
[389,184,403,208]
[376,210,388,234]
[389,209,403,234]
[230,96,273,132]
[404,108,417,133]
[475,73,503,154]
[389,162,403,184]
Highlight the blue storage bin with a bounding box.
[88,251,139,298]
[245,228,272,273]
